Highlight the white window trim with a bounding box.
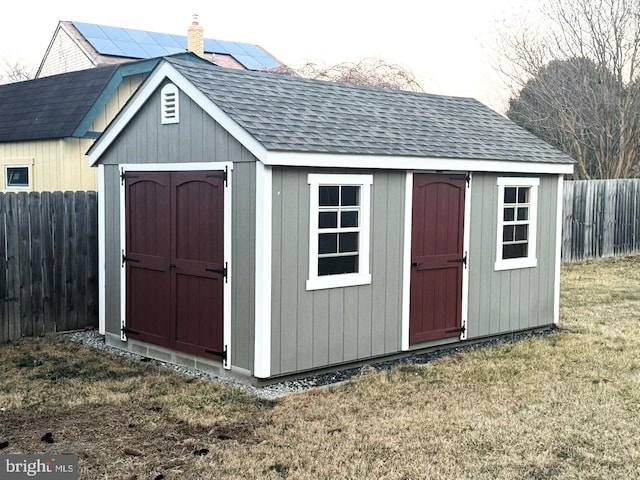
[495,177,539,271]
[307,173,373,290]
[160,83,179,124]
[4,163,32,190]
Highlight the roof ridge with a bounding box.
[165,57,480,102]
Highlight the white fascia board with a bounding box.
[460,173,472,340]
[401,172,413,351]
[553,175,564,324]
[254,163,272,378]
[88,62,267,166]
[264,151,575,175]
[97,164,106,335]
[116,162,226,171]
[119,166,126,341]
[223,163,234,369]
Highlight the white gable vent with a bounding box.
[161,83,179,124]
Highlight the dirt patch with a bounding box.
[1,401,266,479]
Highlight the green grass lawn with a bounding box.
[2,255,640,479]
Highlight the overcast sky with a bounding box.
[0,0,538,112]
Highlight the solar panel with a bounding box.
[138,44,171,58]
[254,55,280,69]
[71,22,281,70]
[203,39,226,54]
[235,43,267,57]
[73,22,108,40]
[146,31,182,49]
[231,55,264,71]
[216,40,247,56]
[125,29,156,45]
[103,25,134,42]
[113,40,148,58]
[169,34,188,49]
[88,38,124,57]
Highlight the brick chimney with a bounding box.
[187,14,204,58]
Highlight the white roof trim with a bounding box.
[88,61,268,165]
[263,151,575,174]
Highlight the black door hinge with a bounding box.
[448,173,470,186]
[121,326,140,336]
[205,345,228,366]
[205,262,228,282]
[120,170,139,185]
[206,166,228,187]
[122,252,140,266]
[447,253,467,267]
[445,325,466,335]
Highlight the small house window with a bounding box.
[161,83,179,124]
[5,165,30,189]
[495,177,539,271]
[307,174,373,290]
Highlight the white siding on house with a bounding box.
[38,27,94,78]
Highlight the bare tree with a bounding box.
[271,58,423,92]
[0,58,33,84]
[499,0,640,178]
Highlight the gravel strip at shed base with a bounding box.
[68,327,559,400]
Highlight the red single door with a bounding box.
[125,172,172,346]
[171,171,225,358]
[125,170,225,360]
[409,174,465,345]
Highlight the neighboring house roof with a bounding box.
[36,21,281,77]
[0,65,118,142]
[0,53,205,143]
[165,58,574,165]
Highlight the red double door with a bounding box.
[410,174,466,345]
[124,170,225,360]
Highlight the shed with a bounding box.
[88,57,574,383]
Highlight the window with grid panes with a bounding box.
[495,177,539,270]
[307,174,372,290]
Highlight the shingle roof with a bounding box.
[167,58,575,164]
[0,66,118,142]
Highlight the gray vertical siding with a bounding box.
[100,87,256,166]
[99,85,256,372]
[270,168,405,376]
[230,162,255,372]
[466,173,559,338]
[103,164,121,336]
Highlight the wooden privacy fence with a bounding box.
[0,191,98,343]
[562,179,640,261]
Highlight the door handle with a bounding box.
[412,262,423,267]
